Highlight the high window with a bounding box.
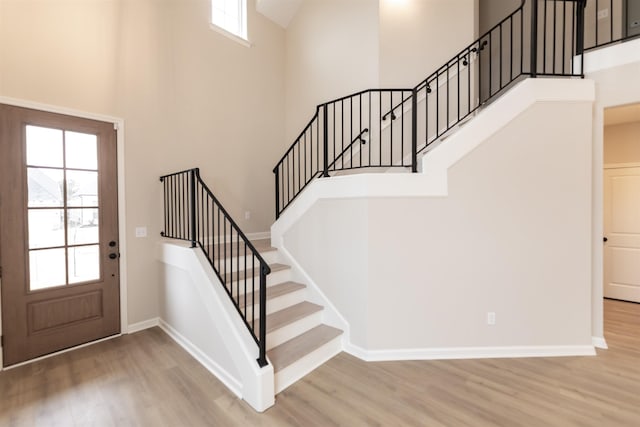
[211,0,247,41]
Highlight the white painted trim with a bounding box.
[0,96,129,363]
[344,343,596,362]
[583,37,640,74]
[272,79,596,240]
[604,162,640,169]
[592,336,608,349]
[2,334,122,370]
[273,242,350,337]
[208,24,252,48]
[127,318,160,334]
[159,319,243,398]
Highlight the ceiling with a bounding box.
[256,0,304,29]
[604,103,640,126]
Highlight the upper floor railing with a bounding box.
[273,0,591,219]
[160,168,271,367]
[584,0,640,50]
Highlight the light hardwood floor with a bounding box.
[1,299,639,426]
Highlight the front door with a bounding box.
[604,166,640,303]
[0,104,120,366]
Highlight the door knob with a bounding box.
[603,237,608,243]
[109,253,118,259]
[109,241,117,247]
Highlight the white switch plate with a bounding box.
[597,9,609,20]
[135,226,147,238]
[487,312,496,325]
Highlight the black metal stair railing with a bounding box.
[160,168,271,367]
[584,0,640,51]
[273,0,591,219]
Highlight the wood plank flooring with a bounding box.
[1,299,639,426]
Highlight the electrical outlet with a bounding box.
[135,226,147,238]
[597,9,609,20]
[487,312,496,325]
[244,211,251,220]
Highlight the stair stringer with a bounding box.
[157,242,275,412]
[271,77,596,360]
[270,239,350,343]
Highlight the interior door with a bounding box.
[604,166,640,303]
[0,104,120,366]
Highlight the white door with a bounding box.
[604,166,640,303]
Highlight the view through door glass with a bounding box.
[0,105,120,366]
[27,125,101,289]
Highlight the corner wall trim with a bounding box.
[592,336,608,349]
[158,319,243,398]
[127,318,160,334]
[344,343,597,362]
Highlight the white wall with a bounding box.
[158,242,274,412]
[0,0,285,327]
[604,121,640,164]
[278,79,595,356]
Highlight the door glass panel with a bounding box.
[68,209,99,245]
[65,131,97,170]
[26,125,63,168]
[25,125,102,291]
[29,249,66,290]
[28,209,65,249]
[68,245,100,284]
[66,170,98,207]
[27,168,64,207]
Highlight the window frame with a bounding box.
[210,0,250,46]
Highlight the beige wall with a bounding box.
[604,121,640,164]
[282,81,594,351]
[284,0,380,141]
[478,0,521,35]
[379,0,477,87]
[284,0,478,142]
[0,0,285,325]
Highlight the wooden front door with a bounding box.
[0,104,120,366]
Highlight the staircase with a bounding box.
[222,238,343,393]
[156,0,640,413]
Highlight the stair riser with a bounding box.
[273,335,342,394]
[240,288,307,319]
[212,251,279,269]
[225,269,292,291]
[266,310,322,351]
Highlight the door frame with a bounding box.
[0,96,128,369]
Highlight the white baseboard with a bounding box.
[592,336,608,349]
[158,319,243,398]
[344,343,597,361]
[127,318,160,333]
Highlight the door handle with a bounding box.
[109,241,117,247]
[109,253,119,259]
[603,237,608,243]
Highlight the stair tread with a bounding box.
[223,263,289,283]
[265,301,323,334]
[261,281,306,300]
[268,325,343,373]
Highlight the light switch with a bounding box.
[135,227,147,238]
